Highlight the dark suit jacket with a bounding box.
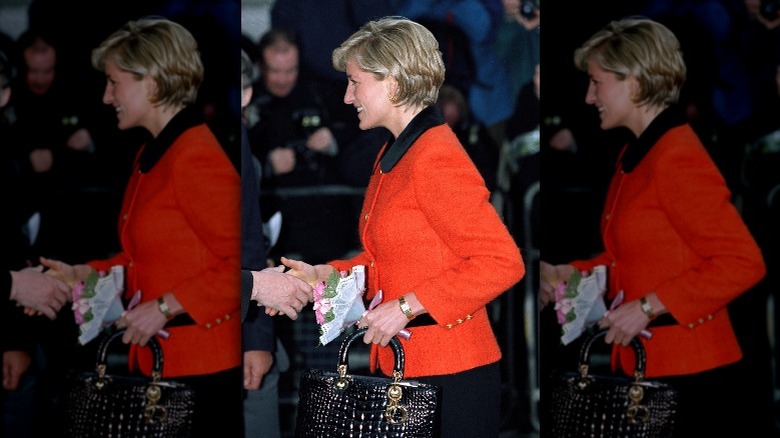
[240,123,275,352]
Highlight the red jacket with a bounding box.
[573,122,765,378]
[331,108,523,378]
[90,123,241,378]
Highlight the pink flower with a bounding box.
[553,280,575,324]
[314,297,331,314]
[554,280,566,302]
[554,298,574,325]
[72,281,85,302]
[314,297,332,324]
[339,270,348,277]
[313,282,326,301]
[72,298,90,325]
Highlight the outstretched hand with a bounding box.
[539,261,576,309]
[39,256,93,287]
[279,256,319,286]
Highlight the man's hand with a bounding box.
[250,267,312,320]
[269,148,296,174]
[66,128,95,152]
[29,148,53,173]
[9,266,70,319]
[3,351,31,391]
[306,127,337,155]
[243,350,273,390]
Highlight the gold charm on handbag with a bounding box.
[384,371,408,424]
[144,371,168,424]
[335,364,349,390]
[626,372,650,424]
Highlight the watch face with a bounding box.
[640,297,655,319]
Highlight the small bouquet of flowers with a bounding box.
[71,265,126,345]
[313,265,410,346]
[554,265,609,345]
[554,265,652,345]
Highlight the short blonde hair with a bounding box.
[574,17,686,108]
[91,17,203,108]
[332,16,445,107]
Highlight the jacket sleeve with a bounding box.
[166,142,241,323]
[329,251,370,274]
[88,251,131,274]
[407,142,524,324]
[649,144,765,323]
[571,252,613,273]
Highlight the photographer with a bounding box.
[244,28,350,190]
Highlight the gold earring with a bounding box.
[388,92,399,103]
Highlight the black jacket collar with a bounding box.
[378,105,446,173]
[621,105,687,173]
[138,105,204,173]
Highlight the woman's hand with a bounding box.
[540,261,576,309]
[280,257,335,287]
[116,296,173,347]
[358,294,423,347]
[39,256,93,288]
[598,298,651,346]
[280,257,319,286]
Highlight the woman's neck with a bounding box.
[148,103,186,138]
[389,104,425,138]
[631,104,667,138]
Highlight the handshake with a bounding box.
[7,256,84,319]
[12,255,324,322]
[249,256,325,320]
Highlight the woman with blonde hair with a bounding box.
[283,16,524,437]
[44,17,243,436]
[541,17,765,436]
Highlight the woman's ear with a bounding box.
[385,75,401,96]
[385,75,399,100]
[628,75,641,101]
[144,75,158,101]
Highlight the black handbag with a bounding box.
[61,329,195,437]
[294,328,442,437]
[546,330,678,437]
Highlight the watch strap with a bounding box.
[639,296,656,320]
[398,296,414,320]
[157,296,174,320]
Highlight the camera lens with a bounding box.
[520,0,538,19]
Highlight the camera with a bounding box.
[520,0,539,20]
[761,0,780,20]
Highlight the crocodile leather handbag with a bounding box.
[61,329,195,437]
[546,330,678,437]
[295,328,441,437]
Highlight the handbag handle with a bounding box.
[579,329,646,378]
[338,328,405,378]
[96,329,164,377]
